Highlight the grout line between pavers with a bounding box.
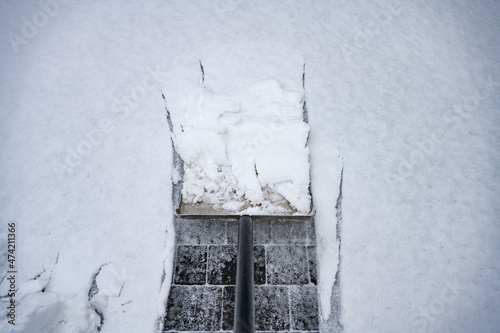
[224,220,228,245]
[264,244,268,285]
[219,285,224,331]
[171,245,177,286]
[305,245,311,285]
[288,285,292,331]
[205,245,209,286]
[270,220,274,245]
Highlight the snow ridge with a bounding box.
[88,264,108,331]
[163,92,185,201]
[320,166,344,332]
[156,93,184,333]
[199,60,205,84]
[162,92,174,133]
[302,64,309,123]
[334,166,344,331]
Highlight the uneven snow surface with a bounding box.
[1,1,499,333]
[171,80,312,215]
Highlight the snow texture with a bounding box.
[169,79,312,214]
[1,0,499,332]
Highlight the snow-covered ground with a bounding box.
[1,1,499,332]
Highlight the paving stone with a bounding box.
[290,286,319,331]
[253,246,266,285]
[223,286,292,332]
[305,219,316,244]
[307,246,318,285]
[208,246,237,285]
[272,220,310,244]
[175,218,226,245]
[255,286,290,331]
[254,219,273,245]
[174,246,207,285]
[267,246,309,285]
[227,219,272,245]
[167,214,320,333]
[164,286,222,331]
[222,286,235,331]
[228,218,314,245]
[207,245,266,285]
[226,220,238,244]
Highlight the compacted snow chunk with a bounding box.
[174,79,312,215]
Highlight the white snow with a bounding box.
[169,80,313,214]
[1,1,499,333]
[0,1,173,332]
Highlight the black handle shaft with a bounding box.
[233,215,255,333]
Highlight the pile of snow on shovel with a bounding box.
[171,79,312,214]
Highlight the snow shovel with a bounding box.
[164,70,315,331]
[176,201,315,332]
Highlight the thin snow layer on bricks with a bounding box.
[164,217,320,332]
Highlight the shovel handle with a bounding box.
[234,215,255,333]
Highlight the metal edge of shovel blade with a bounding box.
[175,199,316,220]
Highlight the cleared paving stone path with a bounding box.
[164,217,320,333]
